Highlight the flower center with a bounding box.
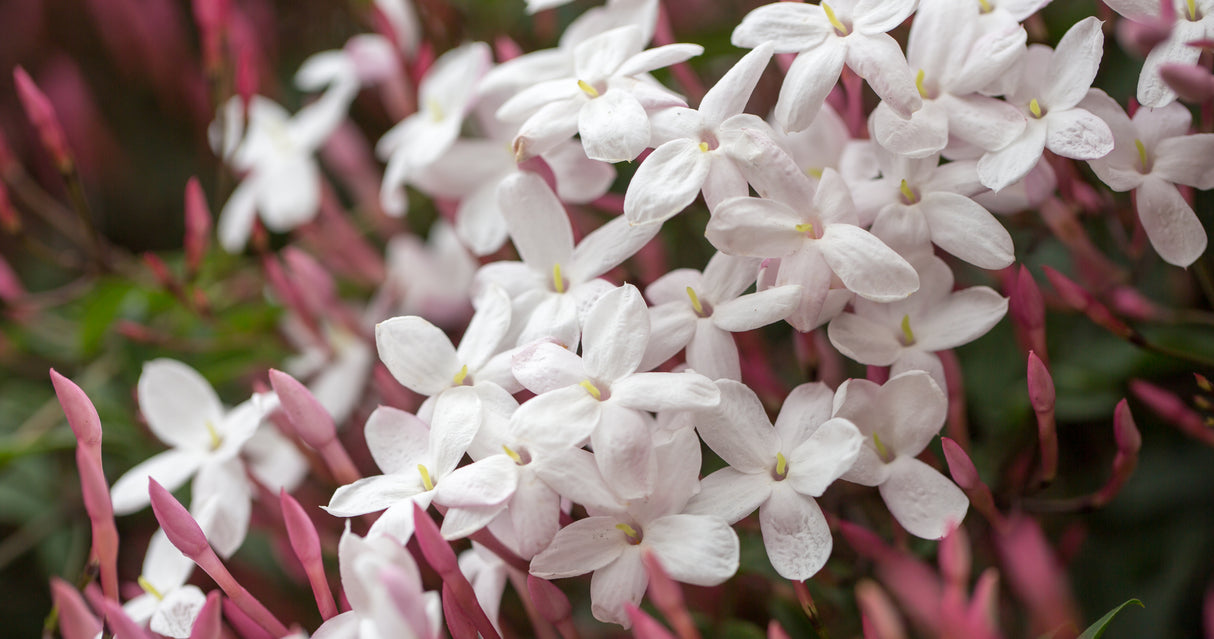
[205,420,222,451]
[1186,0,1200,20]
[899,314,916,346]
[502,444,532,466]
[915,69,932,99]
[898,179,920,205]
[452,364,471,386]
[580,379,610,401]
[551,263,569,294]
[616,522,643,545]
[686,286,713,317]
[137,575,164,601]
[417,464,435,491]
[978,0,994,13]
[1134,139,1151,173]
[822,2,851,36]
[1028,98,1044,119]
[872,433,895,463]
[771,452,789,481]
[577,79,602,98]
[426,98,445,123]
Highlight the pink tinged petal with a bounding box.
[150,586,207,638]
[617,43,705,77]
[110,450,203,515]
[143,529,194,591]
[918,192,1015,270]
[854,0,918,34]
[1136,176,1208,267]
[891,349,947,395]
[1153,134,1214,189]
[776,40,847,133]
[685,468,772,523]
[512,342,588,394]
[1139,25,1205,108]
[514,99,584,160]
[639,303,698,371]
[428,385,483,475]
[311,612,358,639]
[458,286,512,370]
[191,465,251,559]
[514,385,604,447]
[590,551,648,627]
[325,474,425,517]
[759,485,832,580]
[944,94,1027,153]
[496,79,583,123]
[256,158,321,232]
[591,404,656,500]
[915,287,1009,352]
[827,312,902,366]
[878,371,948,456]
[1042,17,1105,111]
[624,139,713,225]
[699,43,774,126]
[579,91,651,162]
[611,371,721,412]
[775,382,837,445]
[701,253,762,302]
[813,167,860,225]
[786,417,864,497]
[440,504,507,540]
[685,322,742,381]
[498,171,575,271]
[375,316,460,396]
[694,379,781,472]
[510,475,562,557]
[952,21,1028,95]
[840,444,892,486]
[216,179,258,252]
[871,100,949,159]
[530,516,629,578]
[705,197,806,257]
[731,3,832,52]
[583,285,649,382]
[645,514,740,585]
[575,26,644,79]
[977,117,1047,192]
[818,224,920,302]
[366,492,433,542]
[138,359,225,450]
[533,448,620,512]
[569,214,663,283]
[547,140,616,202]
[846,33,922,119]
[713,285,802,331]
[879,456,969,539]
[435,455,520,508]
[365,405,431,474]
[456,184,509,257]
[1045,108,1114,160]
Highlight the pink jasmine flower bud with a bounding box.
[280,489,338,619]
[189,592,223,639]
[50,578,102,639]
[441,582,479,639]
[414,503,501,638]
[13,66,73,172]
[183,177,211,278]
[994,515,1079,636]
[940,437,1002,529]
[1131,379,1214,445]
[856,580,907,639]
[527,575,573,629]
[1093,399,1141,506]
[97,596,155,639]
[0,181,19,234]
[625,604,678,639]
[269,368,359,485]
[642,552,698,639]
[1010,266,1047,361]
[192,0,230,72]
[50,369,102,447]
[1027,351,1058,486]
[1042,266,1134,339]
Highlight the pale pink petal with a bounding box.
[498,172,575,271]
[977,117,1047,191]
[138,359,225,450]
[1045,108,1114,160]
[879,456,969,539]
[874,371,947,456]
[591,404,656,499]
[871,100,949,159]
[827,312,902,366]
[579,91,650,163]
[509,474,562,558]
[846,33,922,119]
[589,551,648,627]
[639,303,698,372]
[1042,17,1104,111]
[944,94,1027,153]
[854,0,918,34]
[1138,25,1205,107]
[701,253,762,302]
[530,516,628,578]
[685,323,741,381]
[1136,176,1208,267]
[731,3,832,52]
[916,287,1009,352]
[1153,134,1214,189]
[610,371,720,412]
[705,196,806,257]
[775,40,847,132]
[365,405,431,475]
[583,285,649,382]
[376,316,461,396]
[646,514,740,585]
[435,455,519,507]
[149,585,207,638]
[818,224,920,302]
[919,192,1015,269]
[759,485,832,580]
[616,43,704,77]
[786,417,863,497]
[693,379,781,472]
[512,342,587,394]
[685,468,772,523]
[774,382,837,446]
[699,43,774,126]
[569,214,663,282]
[324,474,424,517]
[513,385,603,447]
[110,450,203,515]
[623,138,712,225]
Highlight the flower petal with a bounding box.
[579,90,650,163]
[583,285,649,382]
[759,485,832,580]
[693,379,781,472]
[685,467,772,523]
[775,40,847,133]
[611,371,720,412]
[623,139,712,225]
[530,516,628,578]
[1136,176,1208,267]
[879,456,969,539]
[646,514,740,585]
[786,417,863,497]
[138,359,225,450]
[376,316,461,396]
[818,223,920,301]
[919,192,1015,270]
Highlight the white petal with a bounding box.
[569,214,663,283]
[818,224,920,301]
[365,405,431,475]
[774,382,837,446]
[589,551,648,627]
[977,118,1047,192]
[533,448,620,512]
[1045,108,1114,160]
[871,100,949,159]
[915,287,1009,352]
[138,359,224,450]
[1153,134,1214,189]
[457,285,512,370]
[646,514,739,585]
[513,385,603,448]
[325,474,423,517]
[149,586,207,638]
[705,196,806,258]
[375,316,460,396]
[1136,176,1208,267]
[879,456,969,539]
[685,323,742,381]
[685,468,772,523]
[512,341,588,394]
[919,192,1015,269]
[731,3,831,51]
[623,139,712,225]
[591,404,656,500]
[639,303,698,371]
[846,33,922,119]
[694,379,781,472]
[498,172,575,272]
[574,26,643,79]
[1138,25,1204,108]
[712,286,802,332]
[435,455,519,507]
[786,417,863,497]
[854,0,918,34]
[579,91,650,163]
[699,43,774,126]
[944,94,1027,153]
[759,485,832,580]
[440,503,506,540]
[583,285,649,382]
[617,43,704,77]
[611,371,720,412]
[217,179,259,253]
[110,450,203,515]
[142,529,194,591]
[1042,17,1104,111]
[530,516,628,578]
[428,385,483,475]
[827,312,901,366]
[510,474,562,558]
[775,41,847,133]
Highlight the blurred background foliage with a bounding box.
[1,0,1213,637]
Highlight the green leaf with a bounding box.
[1077,599,1144,639]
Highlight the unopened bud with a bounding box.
[50,369,103,447]
[269,369,336,449]
[1131,379,1214,445]
[190,591,223,639]
[0,181,19,233]
[856,580,907,639]
[527,575,572,624]
[1160,63,1214,102]
[149,478,210,559]
[184,178,211,277]
[13,66,73,172]
[50,578,102,639]
[1042,267,1132,338]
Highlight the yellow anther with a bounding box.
[1134,139,1149,171]
[822,2,849,35]
[915,69,928,98]
[775,452,788,478]
[580,379,602,400]
[616,522,641,543]
[577,79,600,98]
[453,364,469,386]
[686,286,704,315]
[1028,98,1043,119]
[795,222,815,235]
[1188,0,1198,20]
[899,179,917,204]
[138,576,164,601]
[978,0,993,13]
[502,444,523,464]
[426,98,445,122]
[552,263,566,294]
[900,314,916,345]
[417,464,434,491]
[806,167,824,179]
[205,421,222,451]
[698,141,710,152]
[872,433,892,462]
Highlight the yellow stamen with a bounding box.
[580,379,602,400]
[1188,0,1198,20]
[1134,139,1149,171]
[138,576,164,601]
[417,464,434,491]
[915,69,928,98]
[552,263,566,294]
[873,433,891,461]
[698,141,709,152]
[900,314,916,345]
[205,421,222,451]
[899,179,917,204]
[577,79,600,98]
[775,452,788,478]
[822,2,849,35]
[978,0,993,13]
[686,287,704,315]
[502,444,523,464]
[1028,98,1042,119]
[427,98,445,122]
[806,167,824,179]
[795,222,815,235]
[452,364,469,386]
[616,522,641,543]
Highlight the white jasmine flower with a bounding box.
[123,530,206,638]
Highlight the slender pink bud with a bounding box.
[940,438,1002,528]
[1160,63,1214,102]
[1109,286,1161,321]
[856,580,907,639]
[98,596,155,639]
[994,515,1079,637]
[13,66,73,172]
[184,177,211,277]
[1011,266,1047,362]
[1131,379,1214,446]
[149,479,209,558]
[494,36,523,61]
[280,489,338,620]
[284,247,338,319]
[938,525,971,591]
[235,46,258,110]
[51,578,102,639]
[1042,267,1132,338]
[643,551,699,639]
[269,369,336,449]
[527,575,571,625]
[767,620,792,639]
[966,568,1001,635]
[626,604,678,639]
[1027,352,1058,485]
[144,252,177,290]
[0,253,22,304]
[190,591,223,639]
[1093,399,1141,507]
[221,599,274,639]
[193,0,230,72]
[414,503,501,639]
[0,181,18,234]
[443,582,480,639]
[50,369,102,447]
